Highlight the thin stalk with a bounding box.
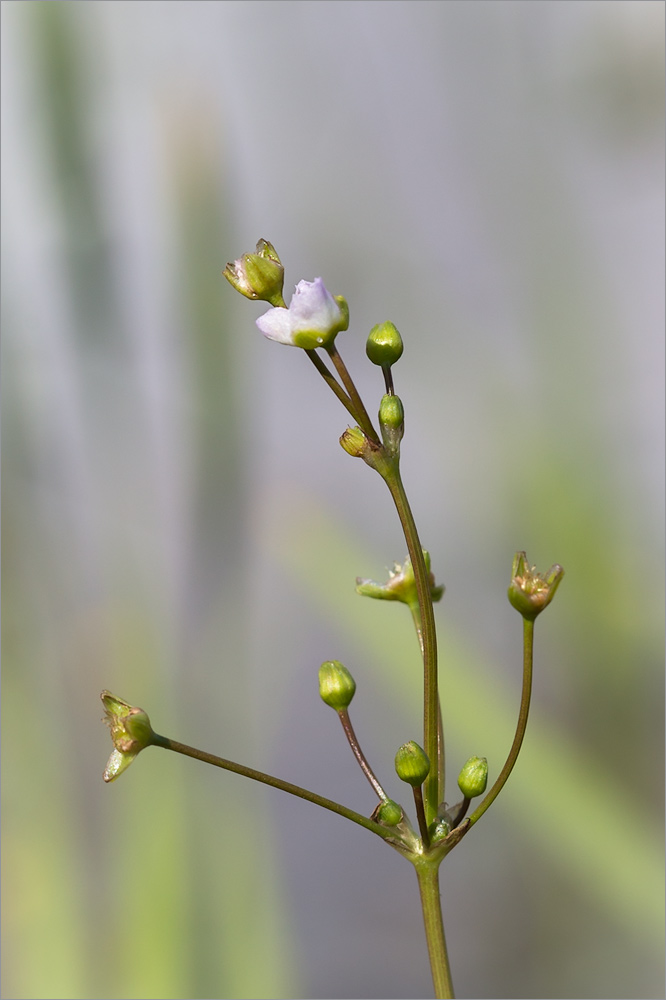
[408,602,446,806]
[415,861,455,999]
[326,344,380,444]
[305,349,359,424]
[468,618,534,826]
[338,708,388,800]
[152,733,397,843]
[412,786,431,847]
[382,464,440,823]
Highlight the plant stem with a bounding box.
[326,344,381,444]
[413,786,431,847]
[468,617,534,826]
[414,860,454,999]
[382,464,441,823]
[152,733,398,843]
[305,349,359,424]
[338,708,388,800]
[408,603,446,809]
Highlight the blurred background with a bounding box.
[1,2,664,998]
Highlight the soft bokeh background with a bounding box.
[2,2,664,998]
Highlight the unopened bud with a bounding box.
[429,816,452,845]
[318,660,356,711]
[366,321,404,367]
[373,799,403,827]
[457,756,488,798]
[379,393,404,455]
[394,741,430,787]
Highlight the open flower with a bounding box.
[507,551,564,620]
[101,691,156,782]
[256,278,349,350]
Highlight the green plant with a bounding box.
[101,239,563,998]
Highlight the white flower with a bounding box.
[256,278,348,349]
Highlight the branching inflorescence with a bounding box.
[101,240,564,999]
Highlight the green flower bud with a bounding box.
[429,816,451,845]
[101,691,156,782]
[457,756,488,798]
[366,321,404,367]
[318,660,356,711]
[223,239,285,307]
[394,741,430,787]
[339,425,368,458]
[356,550,444,606]
[379,393,404,456]
[373,799,403,827]
[508,551,564,621]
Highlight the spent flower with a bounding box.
[508,551,564,621]
[223,239,285,306]
[356,551,444,606]
[101,691,156,782]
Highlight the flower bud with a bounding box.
[379,393,404,456]
[223,239,285,307]
[373,799,403,827]
[101,691,156,782]
[429,816,451,845]
[394,741,430,787]
[366,321,404,367]
[457,756,488,798]
[318,660,356,711]
[339,426,368,458]
[356,550,444,606]
[508,551,564,621]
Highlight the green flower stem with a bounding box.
[152,733,398,844]
[408,602,446,807]
[338,708,388,800]
[305,349,360,425]
[468,617,534,827]
[325,344,381,444]
[414,860,455,999]
[412,786,431,848]
[382,464,441,824]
